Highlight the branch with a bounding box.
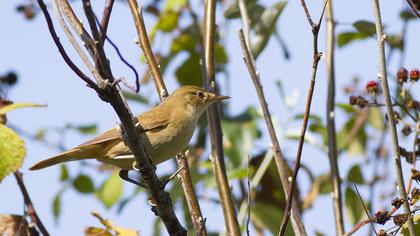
[238,30,307,236]
[51,0,103,84]
[278,1,328,235]
[99,0,115,44]
[203,0,240,234]
[405,0,420,18]
[36,0,99,90]
[127,0,167,99]
[126,1,205,234]
[14,171,49,236]
[37,0,186,234]
[371,0,415,235]
[324,1,345,234]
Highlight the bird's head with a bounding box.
[166,86,230,119]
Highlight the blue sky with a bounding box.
[1,0,419,235]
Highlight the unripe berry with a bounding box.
[397,67,408,83]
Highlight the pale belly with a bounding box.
[98,122,196,169]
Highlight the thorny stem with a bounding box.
[278,1,328,235]
[14,172,50,236]
[371,0,415,235]
[203,0,240,234]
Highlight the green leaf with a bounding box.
[175,54,203,87]
[123,92,149,104]
[223,0,258,19]
[0,124,26,181]
[336,103,357,113]
[96,172,123,208]
[156,11,179,32]
[385,34,403,50]
[337,32,369,47]
[171,34,196,54]
[73,174,95,194]
[53,193,61,221]
[222,108,259,168]
[318,173,332,194]
[337,116,367,157]
[252,1,287,58]
[353,20,376,36]
[251,202,293,235]
[164,0,187,11]
[215,43,228,64]
[347,164,364,184]
[400,9,418,21]
[68,123,98,134]
[59,164,69,182]
[367,107,385,130]
[0,102,46,115]
[401,214,420,236]
[344,187,365,225]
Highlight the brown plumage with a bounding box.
[29,86,229,170]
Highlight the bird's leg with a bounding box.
[118,169,147,188]
[161,165,185,189]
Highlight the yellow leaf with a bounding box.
[0,102,46,115]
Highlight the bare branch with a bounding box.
[324,1,345,234]
[127,0,168,99]
[203,0,241,234]
[36,0,98,90]
[238,30,307,236]
[405,0,420,17]
[99,0,115,44]
[371,0,415,235]
[278,1,328,235]
[14,171,49,236]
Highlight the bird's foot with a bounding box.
[161,165,185,189]
[119,169,147,188]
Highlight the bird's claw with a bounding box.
[161,165,184,189]
[119,169,147,188]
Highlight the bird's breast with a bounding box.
[146,119,197,164]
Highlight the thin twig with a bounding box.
[203,0,240,235]
[325,0,345,234]
[176,153,207,235]
[51,0,103,84]
[405,0,420,17]
[36,0,99,91]
[99,0,115,44]
[58,0,97,60]
[238,30,307,236]
[246,155,251,236]
[278,1,328,235]
[127,0,167,99]
[14,172,50,236]
[371,0,416,235]
[94,16,140,92]
[353,184,378,235]
[38,0,186,234]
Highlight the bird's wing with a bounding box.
[77,110,169,148]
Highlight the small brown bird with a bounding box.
[29,86,229,170]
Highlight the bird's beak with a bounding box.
[210,94,230,102]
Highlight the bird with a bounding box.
[29,86,229,170]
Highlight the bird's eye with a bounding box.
[196,91,205,99]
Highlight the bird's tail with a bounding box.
[29,148,91,170]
